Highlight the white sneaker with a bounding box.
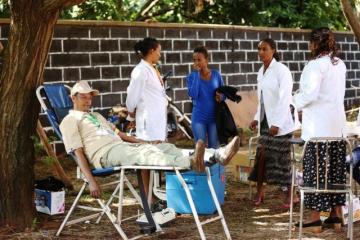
[136,208,176,226]
[215,136,240,166]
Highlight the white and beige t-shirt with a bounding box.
[59,110,122,168]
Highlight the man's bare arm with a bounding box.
[74,148,101,198]
[117,130,145,143]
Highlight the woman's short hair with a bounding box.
[134,37,159,57]
[309,27,338,64]
[193,46,208,59]
[259,38,280,61]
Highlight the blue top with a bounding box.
[186,69,224,124]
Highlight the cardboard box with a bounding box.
[342,197,360,225]
[35,188,65,215]
[238,166,252,183]
[226,150,252,182]
[166,163,225,214]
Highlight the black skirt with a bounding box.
[248,114,292,186]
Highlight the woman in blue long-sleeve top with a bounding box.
[186,46,224,149]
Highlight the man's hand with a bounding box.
[88,180,101,198]
[269,126,279,136]
[249,120,258,131]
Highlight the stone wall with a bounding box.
[1,20,359,117]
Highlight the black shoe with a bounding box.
[295,220,322,233]
[323,217,342,230]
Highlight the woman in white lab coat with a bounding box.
[126,37,167,142]
[293,27,347,232]
[248,38,299,208]
[126,37,167,201]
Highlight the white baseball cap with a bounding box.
[71,81,99,96]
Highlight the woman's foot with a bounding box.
[253,191,264,206]
[323,217,342,231]
[281,196,300,210]
[295,219,322,233]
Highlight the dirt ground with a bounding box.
[1,150,360,240]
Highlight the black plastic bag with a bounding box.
[35,176,65,191]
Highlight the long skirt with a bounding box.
[303,140,346,212]
[248,115,292,186]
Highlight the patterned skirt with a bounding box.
[303,141,346,212]
[248,115,292,186]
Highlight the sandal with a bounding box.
[295,219,322,233]
[323,217,342,231]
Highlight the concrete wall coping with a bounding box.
[0,18,355,35]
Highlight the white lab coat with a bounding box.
[254,58,300,136]
[294,55,347,141]
[126,59,168,141]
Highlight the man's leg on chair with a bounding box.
[100,137,240,171]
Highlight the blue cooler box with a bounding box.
[166,163,225,214]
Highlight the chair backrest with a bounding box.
[36,84,72,140]
[301,137,352,190]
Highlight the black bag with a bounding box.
[215,101,238,145]
[35,176,65,191]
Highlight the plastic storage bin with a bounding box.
[166,163,225,214]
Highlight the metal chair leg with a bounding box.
[288,162,296,239]
[299,190,304,240]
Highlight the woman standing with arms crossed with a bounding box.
[248,38,299,208]
[293,27,347,232]
[126,37,167,200]
[187,46,224,150]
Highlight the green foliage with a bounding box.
[0,0,9,18]
[0,0,355,30]
[31,136,44,156]
[42,156,56,166]
[31,217,40,230]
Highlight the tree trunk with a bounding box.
[340,0,360,45]
[0,0,85,230]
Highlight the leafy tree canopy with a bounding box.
[0,0,358,30]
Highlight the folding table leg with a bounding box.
[97,198,129,240]
[175,169,206,240]
[56,182,87,236]
[205,167,231,239]
[96,182,121,224]
[118,169,126,225]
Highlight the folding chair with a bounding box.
[288,137,354,240]
[248,136,259,200]
[36,84,158,239]
[36,83,232,239]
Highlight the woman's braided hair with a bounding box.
[309,27,339,65]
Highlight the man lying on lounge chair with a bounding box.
[59,81,240,198]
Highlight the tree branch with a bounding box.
[135,0,161,21]
[138,6,175,21]
[340,0,360,45]
[42,0,86,13]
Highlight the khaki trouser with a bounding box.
[100,142,192,168]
